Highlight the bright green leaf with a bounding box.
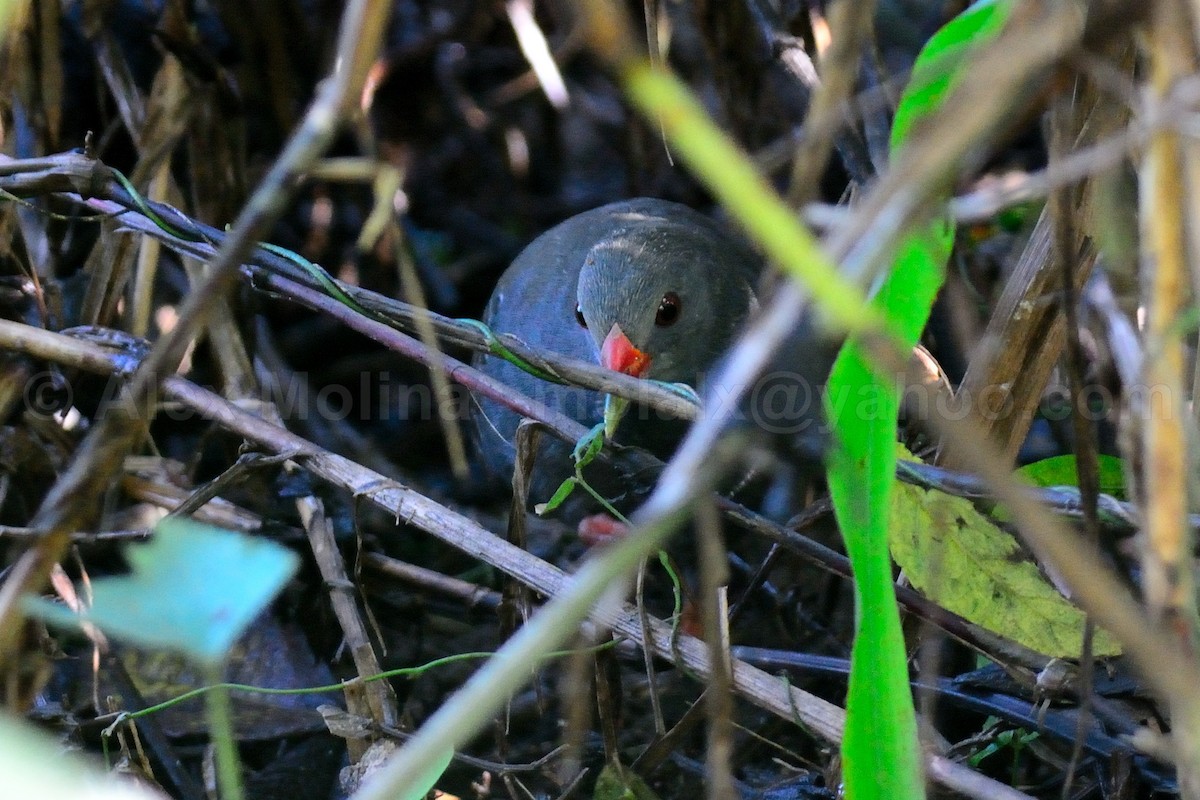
[1016,454,1126,499]
[603,395,630,441]
[574,421,607,467]
[26,518,299,666]
[889,0,1011,150]
[535,477,577,515]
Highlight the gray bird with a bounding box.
[473,198,763,510]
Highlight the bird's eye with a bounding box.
[574,303,588,328]
[655,292,681,327]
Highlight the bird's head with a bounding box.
[573,229,753,386]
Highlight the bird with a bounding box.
[472,198,764,515]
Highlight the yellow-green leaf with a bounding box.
[593,762,662,800]
[889,476,1121,657]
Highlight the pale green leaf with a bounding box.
[26,518,299,666]
[391,746,453,800]
[0,713,164,800]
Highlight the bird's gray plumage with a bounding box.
[473,198,763,508]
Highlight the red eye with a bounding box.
[655,292,681,326]
[574,303,587,328]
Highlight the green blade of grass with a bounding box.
[825,2,1011,798]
